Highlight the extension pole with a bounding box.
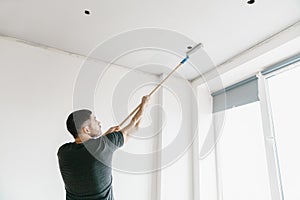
[118,43,203,127]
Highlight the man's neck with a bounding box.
[75,134,92,144]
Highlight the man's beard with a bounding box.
[92,129,102,138]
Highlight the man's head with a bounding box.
[66,109,102,139]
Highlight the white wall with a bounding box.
[0,37,82,200]
[196,84,218,200]
[160,75,194,200]
[0,36,195,200]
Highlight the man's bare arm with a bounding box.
[120,95,150,143]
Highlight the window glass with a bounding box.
[216,102,271,200]
[268,64,300,199]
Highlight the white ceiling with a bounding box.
[1,0,300,80]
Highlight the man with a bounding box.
[58,95,150,200]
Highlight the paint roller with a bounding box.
[118,43,203,127]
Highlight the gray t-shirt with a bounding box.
[57,132,124,200]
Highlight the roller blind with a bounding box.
[212,77,258,113]
[212,53,300,113]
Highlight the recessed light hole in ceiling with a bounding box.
[84,9,91,15]
[247,0,255,5]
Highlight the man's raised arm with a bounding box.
[120,95,150,142]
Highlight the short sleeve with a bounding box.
[105,131,124,150]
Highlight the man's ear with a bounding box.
[82,126,90,134]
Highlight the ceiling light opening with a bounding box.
[247,0,255,5]
[84,9,91,15]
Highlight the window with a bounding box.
[199,55,300,200]
[267,64,300,199]
[215,102,271,200]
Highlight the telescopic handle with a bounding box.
[118,57,188,127]
[118,43,203,127]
